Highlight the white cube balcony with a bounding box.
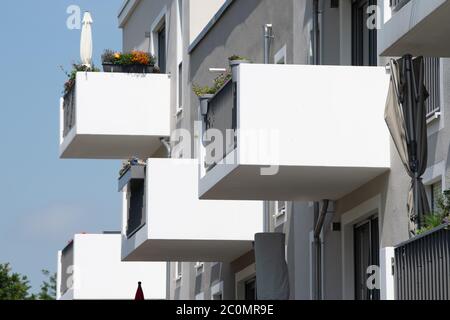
[379,0,450,57]
[199,64,391,201]
[57,233,166,300]
[59,72,171,159]
[120,159,263,262]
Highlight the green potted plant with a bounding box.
[213,72,232,91]
[193,84,216,116]
[121,51,156,73]
[101,49,122,73]
[417,190,450,235]
[61,63,100,96]
[193,72,232,116]
[228,55,251,81]
[101,50,156,73]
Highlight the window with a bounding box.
[150,8,167,73]
[175,262,182,280]
[178,62,183,111]
[211,281,223,300]
[423,57,441,118]
[352,0,377,66]
[176,0,183,116]
[212,293,223,300]
[235,264,256,300]
[126,179,145,238]
[273,201,287,228]
[178,0,183,29]
[194,261,204,274]
[274,45,287,65]
[244,277,257,300]
[195,293,205,300]
[157,24,166,73]
[430,181,442,213]
[354,216,380,300]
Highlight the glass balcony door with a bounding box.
[354,216,380,300]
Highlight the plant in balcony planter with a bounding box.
[119,51,156,74]
[213,72,232,90]
[101,50,156,73]
[228,55,251,81]
[101,49,122,73]
[193,72,232,116]
[193,84,217,116]
[60,63,100,96]
[416,190,450,235]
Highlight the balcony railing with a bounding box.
[62,87,76,138]
[204,80,236,171]
[390,0,410,12]
[60,241,74,296]
[424,57,441,117]
[395,224,450,300]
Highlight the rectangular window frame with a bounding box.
[351,0,377,66]
[150,7,168,73]
[175,261,182,281]
[274,45,287,65]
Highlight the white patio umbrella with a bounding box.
[80,12,93,69]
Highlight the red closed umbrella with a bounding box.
[135,281,145,300]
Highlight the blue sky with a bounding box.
[0,0,123,292]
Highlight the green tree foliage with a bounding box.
[0,264,57,300]
[37,270,57,300]
[0,263,34,300]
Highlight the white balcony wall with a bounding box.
[121,159,263,262]
[59,72,171,159]
[199,64,391,201]
[57,234,166,300]
[379,0,450,57]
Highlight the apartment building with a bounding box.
[187,0,450,300]
[58,0,450,300]
[59,0,264,301]
[118,0,266,301]
[378,0,450,300]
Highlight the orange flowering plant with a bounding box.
[131,50,153,65]
[102,49,156,66]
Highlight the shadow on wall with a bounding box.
[190,0,278,83]
[190,0,257,76]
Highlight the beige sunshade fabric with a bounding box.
[385,57,430,236]
[80,12,93,68]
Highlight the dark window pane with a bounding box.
[245,277,257,300]
[158,25,166,73]
[127,179,145,237]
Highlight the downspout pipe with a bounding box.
[313,199,329,300]
[263,24,274,64]
[312,0,320,65]
[263,24,274,231]
[160,137,172,158]
[312,0,324,299]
